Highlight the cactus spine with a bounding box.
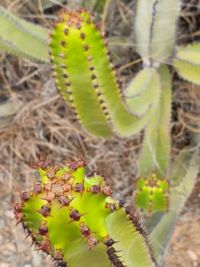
[14,158,156,267]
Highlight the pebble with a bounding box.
[23,264,32,267]
[5,210,14,219]
[187,250,198,261]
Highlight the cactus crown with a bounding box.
[14,158,156,267]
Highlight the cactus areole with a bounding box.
[14,158,156,267]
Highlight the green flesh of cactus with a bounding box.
[135,0,181,65]
[14,158,156,267]
[50,10,153,138]
[0,6,49,62]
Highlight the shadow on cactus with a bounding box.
[14,158,156,267]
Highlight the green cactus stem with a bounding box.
[173,42,200,85]
[14,158,156,267]
[138,66,172,178]
[49,10,154,138]
[134,0,181,65]
[149,151,199,265]
[0,6,49,62]
[134,173,169,213]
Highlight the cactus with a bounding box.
[149,151,199,265]
[14,158,156,267]
[0,6,49,62]
[49,9,155,138]
[134,173,169,213]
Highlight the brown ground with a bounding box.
[0,1,200,267]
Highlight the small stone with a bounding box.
[23,264,32,267]
[187,250,197,261]
[5,210,14,219]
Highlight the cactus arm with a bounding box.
[0,6,49,62]
[175,43,200,65]
[50,10,155,138]
[134,0,181,64]
[173,59,200,85]
[106,209,156,267]
[125,68,161,116]
[149,152,199,265]
[138,65,172,177]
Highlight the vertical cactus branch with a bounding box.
[138,66,172,178]
[134,0,181,65]
[14,158,156,267]
[149,152,199,265]
[50,10,154,138]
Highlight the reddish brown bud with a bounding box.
[21,192,30,202]
[87,235,98,250]
[90,185,101,194]
[42,191,56,202]
[69,209,81,221]
[40,205,51,217]
[39,224,48,236]
[59,196,71,207]
[34,183,42,194]
[39,238,51,253]
[74,183,84,193]
[80,222,90,237]
[13,202,22,213]
[80,32,86,39]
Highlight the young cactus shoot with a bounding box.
[13,158,156,267]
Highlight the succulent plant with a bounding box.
[14,158,156,267]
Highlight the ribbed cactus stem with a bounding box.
[14,158,156,267]
[49,9,154,138]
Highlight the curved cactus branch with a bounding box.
[138,65,172,178]
[125,68,161,116]
[14,158,156,267]
[0,6,49,62]
[175,43,200,65]
[173,55,200,85]
[50,10,154,138]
